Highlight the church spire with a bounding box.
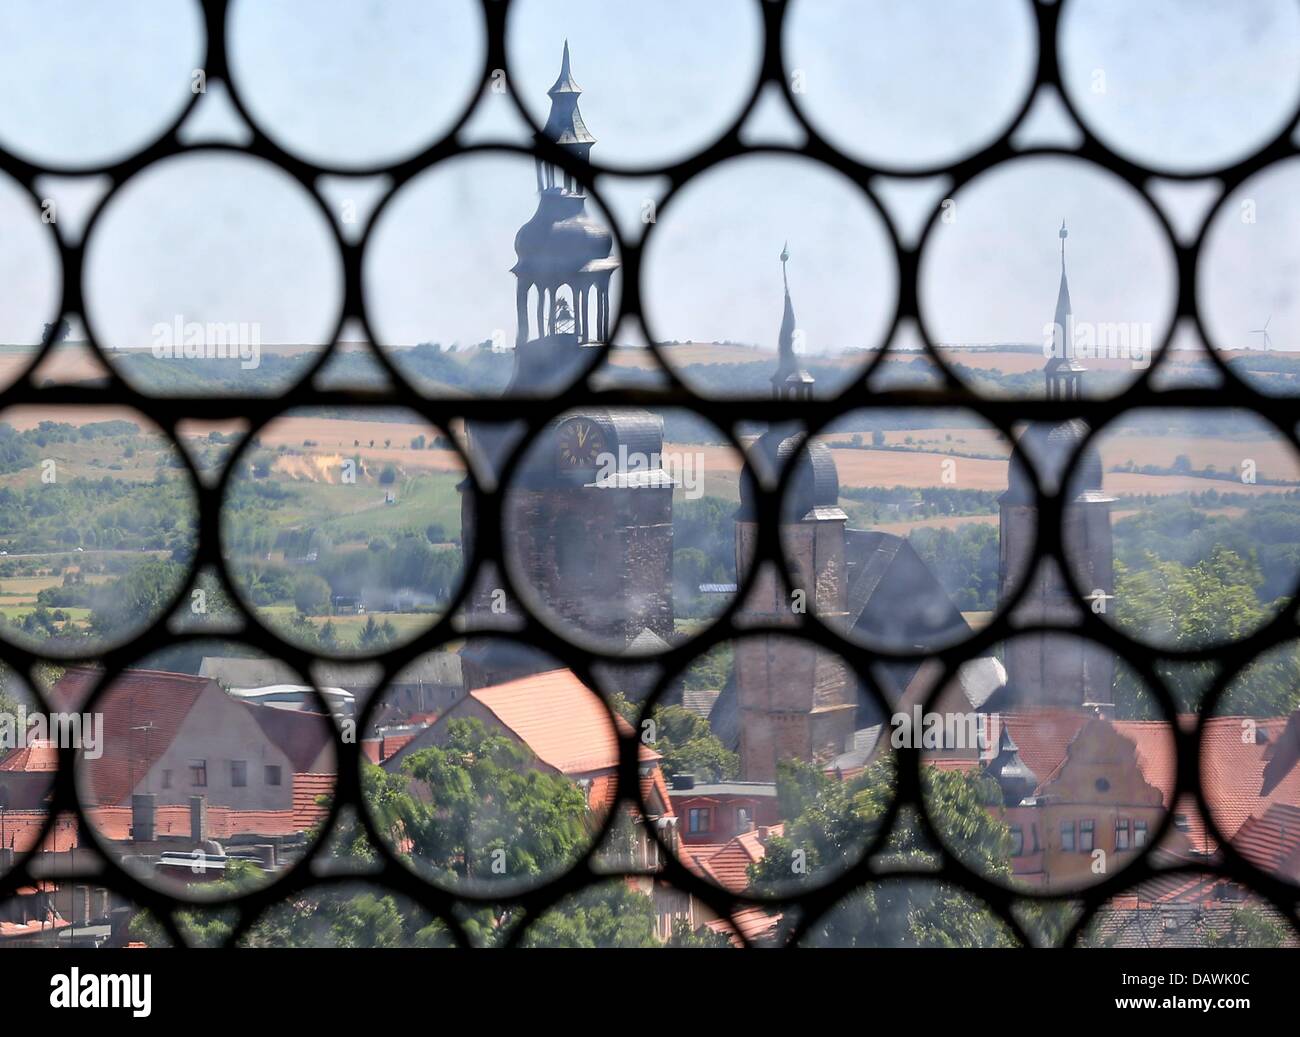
[772,243,814,399]
[1054,219,1071,334]
[542,40,596,157]
[1045,219,1084,400]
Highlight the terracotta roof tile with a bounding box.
[380,733,415,760]
[993,711,1300,857]
[698,824,784,893]
[705,904,783,946]
[1231,802,1300,876]
[49,667,213,807]
[292,773,334,830]
[0,741,59,772]
[87,804,304,841]
[466,669,657,774]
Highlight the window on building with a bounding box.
[737,807,752,831]
[1115,817,1130,850]
[160,769,172,790]
[1079,818,1095,852]
[1060,820,1075,852]
[230,760,247,787]
[688,808,711,834]
[189,760,207,787]
[265,765,282,787]
[1009,825,1024,856]
[1133,820,1148,848]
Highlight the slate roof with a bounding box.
[844,530,971,657]
[680,687,721,719]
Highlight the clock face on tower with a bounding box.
[556,417,608,470]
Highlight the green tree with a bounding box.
[752,758,1017,947]
[647,704,738,783]
[518,882,659,948]
[383,717,592,886]
[668,918,734,947]
[292,572,331,615]
[89,558,186,639]
[1114,547,1276,715]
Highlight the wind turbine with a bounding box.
[1251,315,1273,351]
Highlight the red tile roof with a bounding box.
[292,773,334,830]
[1231,802,1300,877]
[994,711,1300,857]
[380,733,415,760]
[4,791,333,851]
[1,810,62,854]
[997,710,1087,787]
[582,770,675,820]
[1199,716,1300,843]
[705,904,784,946]
[49,667,213,807]
[0,741,59,772]
[698,825,784,893]
[678,842,728,878]
[88,804,304,841]
[46,667,336,808]
[465,669,658,775]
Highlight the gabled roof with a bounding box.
[994,710,1087,791]
[48,667,334,807]
[246,702,334,774]
[471,669,653,773]
[680,687,721,719]
[49,668,213,807]
[698,824,784,892]
[1231,802,1300,877]
[0,742,58,772]
[989,711,1300,858]
[828,724,884,777]
[706,904,784,947]
[389,669,657,777]
[1087,901,1297,948]
[1197,715,1300,845]
[844,530,970,655]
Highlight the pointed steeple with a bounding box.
[1053,219,1071,353]
[543,40,596,151]
[772,243,814,399]
[1045,219,1085,398]
[549,39,581,95]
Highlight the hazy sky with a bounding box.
[0,0,1296,357]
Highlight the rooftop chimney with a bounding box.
[189,795,207,844]
[131,793,156,843]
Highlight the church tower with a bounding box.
[509,40,620,395]
[460,45,672,691]
[770,242,815,400]
[1044,221,1085,401]
[998,224,1116,712]
[734,247,856,781]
